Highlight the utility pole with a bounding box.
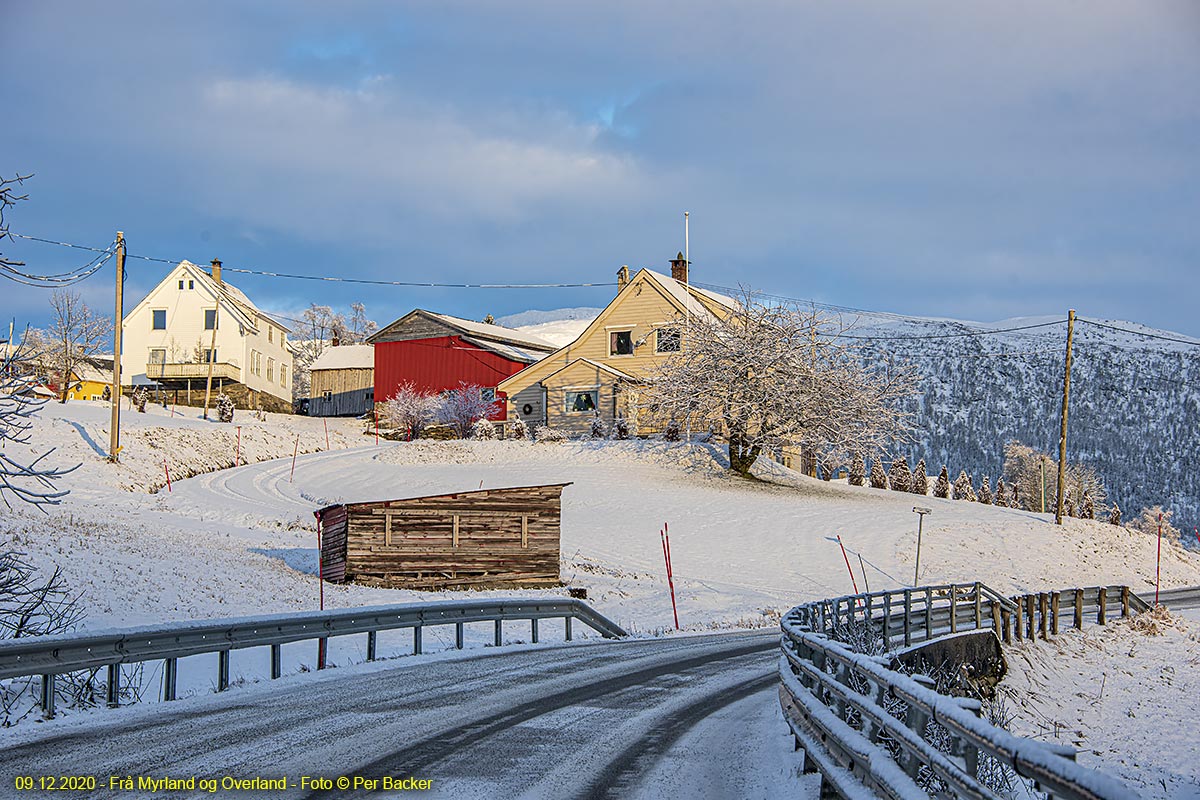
[108,232,125,462]
[1055,309,1076,526]
[202,259,223,420]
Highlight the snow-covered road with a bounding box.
[3,630,803,799]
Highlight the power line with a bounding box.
[836,319,1067,341]
[1077,318,1200,348]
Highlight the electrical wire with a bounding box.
[1076,318,1200,348]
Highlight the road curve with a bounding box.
[2,630,792,799]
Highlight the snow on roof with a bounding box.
[310,344,375,371]
[73,362,112,384]
[177,261,291,334]
[643,269,736,320]
[427,311,557,351]
[459,336,547,364]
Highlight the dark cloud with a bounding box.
[2,1,1197,334]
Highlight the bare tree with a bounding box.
[643,293,916,476]
[36,290,112,403]
[0,173,32,273]
[291,302,377,401]
[438,382,499,439]
[1,337,78,511]
[376,381,440,440]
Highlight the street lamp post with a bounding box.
[913,506,932,586]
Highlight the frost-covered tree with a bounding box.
[870,460,888,489]
[977,476,992,504]
[610,416,630,440]
[215,393,235,423]
[643,293,916,476]
[888,457,912,492]
[1002,441,1107,514]
[953,470,977,502]
[911,458,928,495]
[1109,502,1121,526]
[131,386,148,413]
[1130,506,1181,544]
[0,336,77,511]
[438,382,499,438]
[27,291,112,404]
[470,418,495,440]
[662,419,681,442]
[509,414,529,441]
[933,466,950,499]
[1080,491,1094,520]
[377,381,439,440]
[848,452,866,486]
[994,476,1007,506]
[1010,483,1019,508]
[290,302,377,400]
[589,413,607,439]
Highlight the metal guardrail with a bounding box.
[0,597,627,718]
[779,582,1142,800]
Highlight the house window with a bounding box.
[280,364,288,387]
[268,327,273,344]
[267,358,274,382]
[203,349,217,364]
[152,310,166,330]
[656,326,681,353]
[178,280,184,290]
[149,349,166,365]
[565,390,598,414]
[480,387,496,403]
[188,280,194,289]
[609,330,634,356]
[204,309,218,330]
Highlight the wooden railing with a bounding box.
[145,361,241,382]
[779,582,1142,800]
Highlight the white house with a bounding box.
[120,259,296,411]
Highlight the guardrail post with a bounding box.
[531,618,539,644]
[1000,606,1011,643]
[565,616,573,641]
[882,593,893,647]
[924,588,933,641]
[318,638,327,670]
[413,626,423,655]
[1039,593,1049,639]
[1050,592,1060,635]
[974,584,983,630]
[1014,597,1023,641]
[957,697,983,778]
[162,658,177,701]
[455,622,464,650]
[1026,595,1036,640]
[40,673,56,718]
[217,650,230,692]
[949,583,958,633]
[903,589,913,647]
[1097,588,1107,625]
[904,675,935,777]
[1074,589,1084,630]
[1121,586,1131,617]
[366,631,377,662]
[494,619,503,647]
[106,664,121,708]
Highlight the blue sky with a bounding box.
[2,1,1198,336]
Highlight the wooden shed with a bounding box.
[315,483,571,590]
[307,344,374,417]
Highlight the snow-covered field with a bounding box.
[1001,607,1200,800]
[4,398,1200,793]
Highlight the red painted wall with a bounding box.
[374,336,526,419]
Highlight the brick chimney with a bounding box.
[616,265,629,293]
[670,251,689,284]
[210,258,223,286]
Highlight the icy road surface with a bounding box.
[2,630,811,799]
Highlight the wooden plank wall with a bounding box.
[341,484,566,590]
[319,506,349,583]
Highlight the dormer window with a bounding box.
[178,280,184,290]
[609,330,634,356]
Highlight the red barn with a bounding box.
[368,310,557,419]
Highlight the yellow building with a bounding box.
[64,360,113,401]
[498,254,736,436]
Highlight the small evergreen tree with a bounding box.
[1080,492,1094,520]
[510,415,528,440]
[1109,502,1121,526]
[911,459,928,495]
[215,393,235,423]
[132,387,148,413]
[663,419,681,442]
[994,476,1007,506]
[611,416,629,440]
[848,453,866,487]
[869,460,888,489]
[888,457,912,492]
[953,470,976,502]
[933,466,950,498]
[1010,483,1019,508]
[978,475,993,504]
[1064,493,1076,518]
[589,413,607,439]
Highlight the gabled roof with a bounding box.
[310,343,375,371]
[124,260,291,336]
[541,358,641,383]
[369,309,557,352]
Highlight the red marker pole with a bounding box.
[837,534,859,595]
[324,418,330,450]
[661,523,680,631]
[316,513,326,669]
[235,425,241,466]
[163,459,172,492]
[1155,512,1163,606]
[290,433,300,482]
[374,411,380,445]
[1194,527,1199,549]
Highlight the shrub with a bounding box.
[470,418,495,440]
[533,425,567,443]
[215,393,235,423]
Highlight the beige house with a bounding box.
[498,254,736,436]
[120,259,296,412]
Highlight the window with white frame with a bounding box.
[564,389,598,414]
[280,364,288,387]
[656,326,681,353]
[267,358,274,382]
[152,310,166,330]
[609,330,634,356]
[204,309,218,330]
